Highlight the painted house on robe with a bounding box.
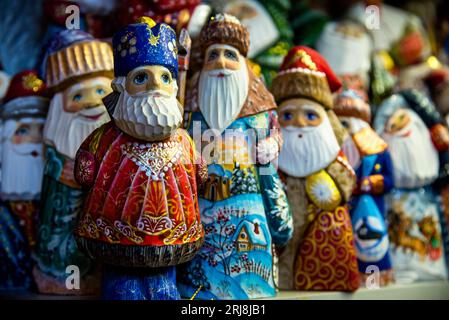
[203,164,232,202]
[234,220,268,252]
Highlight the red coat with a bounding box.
[74,122,206,267]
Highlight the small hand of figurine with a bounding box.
[256,137,279,165]
[360,177,372,193]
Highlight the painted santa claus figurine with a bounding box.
[34,30,114,295]
[178,13,293,300]
[374,89,449,283]
[335,89,395,286]
[1,70,48,244]
[271,46,360,291]
[74,17,206,300]
[0,70,48,290]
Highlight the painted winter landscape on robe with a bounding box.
[180,164,276,299]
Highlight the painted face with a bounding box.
[125,65,176,96]
[11,120,44,145]
[278,98,325,128]
[63,76,112,115]
[385,108,411,135]
[203,45,241,72]
[339,116,353,133]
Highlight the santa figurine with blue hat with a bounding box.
[73,17,207,300]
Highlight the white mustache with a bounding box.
[206,69,233,77]
[12,143,42,156]
[77,105,107,117]
[282,125,316,133]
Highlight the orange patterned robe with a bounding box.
[74,122,206,268]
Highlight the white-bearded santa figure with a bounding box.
[178,14,293,300]
[374,89,449,283]
[73,17,207,300]
[33,30,114,295]
[271,46,360,292]
[0,70,47,290]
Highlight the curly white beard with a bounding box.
[112,89,182,141]
[382,110,439,189]
[198,59,249,134]
[1,120,44,200]
[278,115,341,178]
[43,92,110,159]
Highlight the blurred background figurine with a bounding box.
[33,29,113,295]
[217,0,294,86]
[335,89,395,286]
[270,46,360,291]
[178,13,293,300]
[374,90,449,283]
[74,17,206,300]
[0,70,48,291]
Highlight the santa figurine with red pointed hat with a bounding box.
[271,46,360,291]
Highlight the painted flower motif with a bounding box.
[117,35,137,57]
[167,38,177,58]
[22,74,43,92]
[306,170,342,211]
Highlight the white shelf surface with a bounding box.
[265,281,449,300]
[1,281,448,300]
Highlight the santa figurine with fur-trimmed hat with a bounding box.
[0,70,48,290]
[73,17,206,300]
[271,46,360,291]
[177,13,293,300]
[374,89,449,283]
[334,89,395,286]
[34,29,114,295]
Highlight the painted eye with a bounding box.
[96,88,105,95]
[341,120,350,129]
[208,50,219,61]
[225,50,238,60]
[15,127,29,136]
[282,112,293,121]
[73,94,82,102]
[133,72,148,85]
[306,112,318,121]
[161,73,170,84]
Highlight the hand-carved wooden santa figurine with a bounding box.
[34,30,114,294]
[374,90,449,283]
[271,46,360,291]
[74,17,205,300]
[0,70,48,290]
[334,89,395,286]
[178,13,293,299]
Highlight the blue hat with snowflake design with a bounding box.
[113,17,178,79]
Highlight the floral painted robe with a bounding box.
[74,123,206,268]
[279,151,360,291]
[34,145,98,294]
[0,202,33,290]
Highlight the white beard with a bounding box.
[382,111,439,189]
[198,60,249,134]
[342,135,361,170]
[278,116,341,178]
[113,90,182,141]
[1,140,44,200]
[340,117,369,170]
[43,92,110,159]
